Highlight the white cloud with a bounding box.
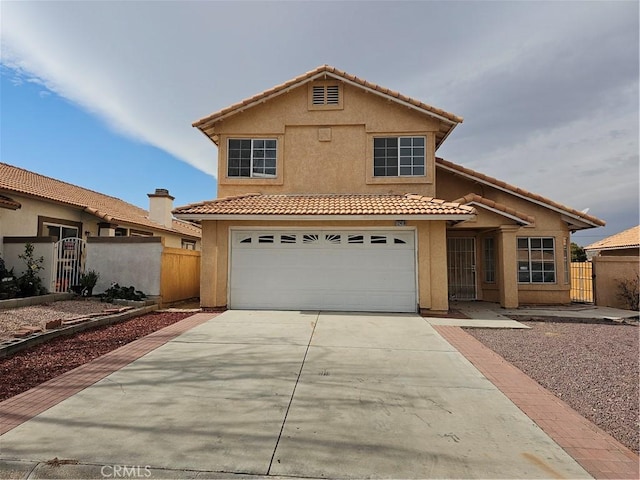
[1,1,637,235]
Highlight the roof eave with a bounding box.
[174,213,476,222]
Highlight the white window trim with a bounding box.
[227,138,277,179]
[373,136,427,178]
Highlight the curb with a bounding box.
[0,305,159,359]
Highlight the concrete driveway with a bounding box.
[1,310,590,479]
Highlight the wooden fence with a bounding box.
[570,262,593,303]
[160,247,200,305]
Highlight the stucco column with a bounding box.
[498,225,519,308]
[200,220,219,308]
[429,221,449,312]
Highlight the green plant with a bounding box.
[100,283,146,303]
[17,243,47,297]
[79,269,100,294]
[617,275,639,311]
[0,255,17,299]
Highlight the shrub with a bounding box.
[617,274,639,311]
[100,283,146,303]
[16,243,47,297]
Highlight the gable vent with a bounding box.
[326,85,339,105]
[310,83,341,107]
[312,85,326,105]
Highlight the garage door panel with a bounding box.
[230,230,417,312]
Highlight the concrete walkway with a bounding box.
[0,310,590,479]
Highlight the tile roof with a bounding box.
[192,65,463,149]
[585,225,640,251]
[173,193,476,217]
[0,194,21,210]
[453,193,535,225]
[0,163,201,238]
[436,158,605,228]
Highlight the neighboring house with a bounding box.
[585,225,640,257]
[0,162,201,254]
[174,65,604,313]
[0,163,202,298]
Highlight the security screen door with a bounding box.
[447,237,477,300]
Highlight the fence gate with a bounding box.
[53,237,86,293]
[570,261,593,303]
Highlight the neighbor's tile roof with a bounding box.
[453,193,535,225]
[0,163,201,238]
[193,65,462,148]
[173,193,476,217]
[437,158,605,227]
[585,225,640,251]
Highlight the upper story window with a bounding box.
[308,82,343,110]
[373,136,425,177]
[228,139,277,178]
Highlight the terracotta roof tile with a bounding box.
[0,163,201,238]
[585,225,640,251]
[437,158,605,227]
[454,193,535,225]
[192,65,463,148]
[0,194,21,210]
[173,194,476,217]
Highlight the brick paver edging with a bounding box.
[0,312,218,436]
[434,325,639,480]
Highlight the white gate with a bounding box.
[53,237,86,293]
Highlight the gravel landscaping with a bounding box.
[0,299,120,340]
[466,320,639,454]
[0,310,194,401]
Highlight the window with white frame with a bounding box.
[227,139,277,178]
[44,223,79,242]
[517,237,556,283]
[483,237,496,283]
[181,239,196,250]
[373,136,425,177]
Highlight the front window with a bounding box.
[228,139,277,178]
[518,237,556,283]
[181,239,196,250]
[45,224,79,242]
[373,136,425,177]
[483,237,496,283]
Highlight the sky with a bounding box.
[1,1,638,246]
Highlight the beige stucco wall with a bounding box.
[437,168,573,306]
[593,256,640,309]
[199,219,449,312]
[214,82,439,198]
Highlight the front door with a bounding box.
[447,237,477,300]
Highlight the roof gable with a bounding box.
[193,65,463,149]
[436,158,605,230]
[0,163,201,238]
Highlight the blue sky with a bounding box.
[1,1,638,246]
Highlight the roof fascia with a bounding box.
[437,163,602,230]
[466,202,531,226]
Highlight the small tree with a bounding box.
[571,242,588,262]
[17,243,47,297]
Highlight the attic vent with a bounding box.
[309,82,342,109]
[326,85,339,105]
[312,86,325,105]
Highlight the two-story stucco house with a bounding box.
[174,65,604,313]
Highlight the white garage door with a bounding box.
[229,230,417,312]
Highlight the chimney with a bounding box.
[147,188,174,229]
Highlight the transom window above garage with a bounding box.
[234,231,412,248]
[227,139,277,178]
[373,136,425,177]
